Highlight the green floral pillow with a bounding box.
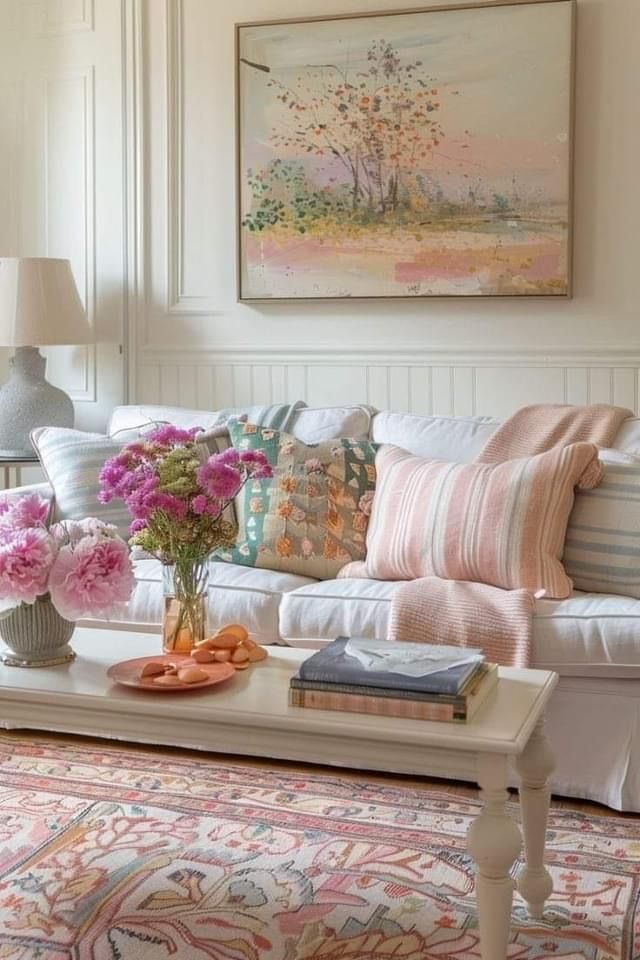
[218,422,378,579]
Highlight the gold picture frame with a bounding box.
[236,0,576,301]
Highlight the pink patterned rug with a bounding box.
[0,734,639,959]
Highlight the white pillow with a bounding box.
[108,404,221,437]
[371,411,499,462]
[291,405,374,442]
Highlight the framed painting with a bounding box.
[236,0,575,300]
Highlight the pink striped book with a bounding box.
[289,665,498,722]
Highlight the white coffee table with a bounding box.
[0,626,558,960]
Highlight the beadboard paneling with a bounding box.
[138,352,640,418]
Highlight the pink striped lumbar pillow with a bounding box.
[360,442,602,599]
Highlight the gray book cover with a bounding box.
[297,638,481,695]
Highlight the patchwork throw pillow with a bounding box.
[357,442,601,599]
[564,461,640,598]
[31,427,133,539]
[219,422,377,579]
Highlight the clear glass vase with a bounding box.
[162,559,209,654]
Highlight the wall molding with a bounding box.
[139,345,640,367]
[0,79,21,252]
[122,0,145,403]
[137,346,640,418]
[165,0,223,316]
[40,0,94,35]
[43,67,96,403]
[165,0,182,314]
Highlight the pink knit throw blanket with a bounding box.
[386,403,632,667]
[477,403,632,489]
[389,578,535,667]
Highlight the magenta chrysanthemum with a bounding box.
[97,421,273,563]
[196,460,243,501]
[145,425,201,446]
[238,449,273,479]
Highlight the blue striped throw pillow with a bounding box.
[564,462,640,598]
[31,427,131,539]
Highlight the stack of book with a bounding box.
[289,637,498,722]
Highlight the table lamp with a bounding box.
[0,257,93,457]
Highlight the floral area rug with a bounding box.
[0,735,639,959]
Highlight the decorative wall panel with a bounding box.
[138,351,640,418]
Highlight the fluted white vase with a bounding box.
[0,594,76,667]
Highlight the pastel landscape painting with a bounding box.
[237,0,574,299]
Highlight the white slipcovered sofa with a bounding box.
[20,402,640,811]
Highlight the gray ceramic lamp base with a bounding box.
[0,346,74,457]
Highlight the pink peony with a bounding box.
[0,494,50,541]
[0,528,56,606]
[49,536,135,620]
[51,518,118,544]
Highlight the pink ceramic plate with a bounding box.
[107,654,236,692]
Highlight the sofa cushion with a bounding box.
[612,417,640,455]
[349,442,600,598]
[370,411,640,463]
[223,422,378,580]
[280,578,398,647]
[108,404,375,444]
[97,558,317,644]
[293,405,374,442]
[371,411,499,461]
[279,578,640,678]
[108,405,222,436]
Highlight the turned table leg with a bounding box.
[467,753,522,960]
[515,716,555,918]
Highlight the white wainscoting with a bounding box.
[137,349,640,419]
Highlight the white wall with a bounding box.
[132,0,640,418]
[2,1,638,428]
[0,0,125,432]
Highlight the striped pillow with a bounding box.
[32,426,238,543]
[564,462,640,597]
[359,442,601,599]
[31,428,132,539]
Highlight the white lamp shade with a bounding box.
[0,257,92,346]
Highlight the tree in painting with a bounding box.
[239,4,573,298]
[243,40,447,237]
